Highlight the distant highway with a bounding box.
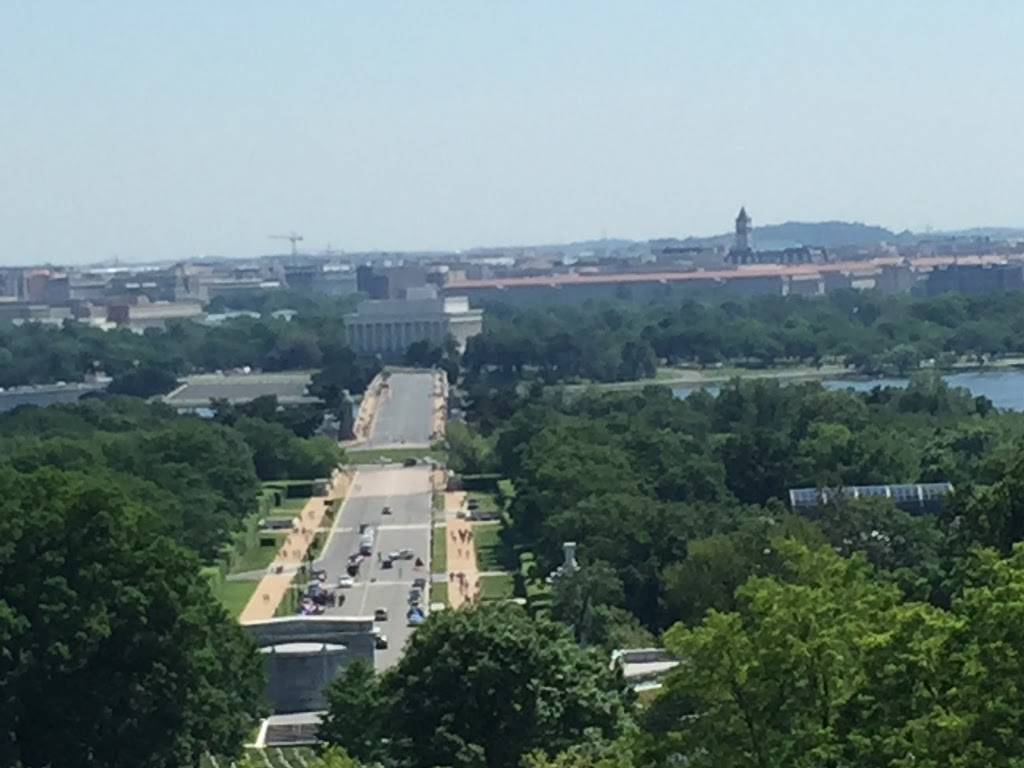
[366,371,436,448]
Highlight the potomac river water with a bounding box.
[672,369,1024,411]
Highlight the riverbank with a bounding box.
[570,356,1024,393]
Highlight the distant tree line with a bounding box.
[463,290,1024,384]
[0,297,377,394]
[11,288,1024,394]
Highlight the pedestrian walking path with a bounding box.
[238,470,351,623]
[340,374,384,448]
[444,491,480,608]
[431,371,447,442]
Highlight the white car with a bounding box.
[337,576,355,588]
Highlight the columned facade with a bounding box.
[344,296,483,355]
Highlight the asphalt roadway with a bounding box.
[314,465,434,670]
[367,371,437,447]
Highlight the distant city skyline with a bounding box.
[3,1,1024,265]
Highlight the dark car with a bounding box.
[403,457,417,467]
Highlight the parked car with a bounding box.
[402,457,417,467]
[374,608,389,621]
[413,577,427,589]
[374,633,389,650]
[396,548,415,560]
[337,576,355,588]
[381,557,393,569]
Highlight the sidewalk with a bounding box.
[341,373,385,448]
[444,491,480,608]
[238,470,352,623]
[431,370,447,441]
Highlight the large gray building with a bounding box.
[344,294,483,354]
[244,615,376,714]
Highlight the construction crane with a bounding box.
[269,232,304,256]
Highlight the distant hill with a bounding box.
[929,227,1024,240]
[678,220,898,250]
[460,221,1024,261]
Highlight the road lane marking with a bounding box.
[352,579,424,588]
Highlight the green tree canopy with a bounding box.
[0,467,264,768]
[645,541,1024,768]
[321,605,630,768]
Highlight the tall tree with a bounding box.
[0,467,265,768]
[318,661,387,763]
[651,542,904,768]
[321,605,630,768]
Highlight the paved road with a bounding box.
[315,465,433,670]
[367,371,436,447]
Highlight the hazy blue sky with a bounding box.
[2,1,1022,264]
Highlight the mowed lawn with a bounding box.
[479,573,515,601]
[214,580,259,618]
[431,580,448,606]
[432,525,447,573]
[231,536,285,573]
[465,491,501,515]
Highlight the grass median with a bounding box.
[432,525,447,574]
[431,581,448,607]
[346,447,447,465]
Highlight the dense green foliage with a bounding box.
[472,375,1024,631]
[107,364,181,397]
[310,347,383,408]
[448,364,1024,766]
[320,605,630,768]
[465,290,1024,383]
[210,394,326,438]
[0,298,375,391]
[403,337,461,383]
[0,398,337,560]
[635,541,1024,768]
[19,287,1024,767]
[0,467,264,768]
